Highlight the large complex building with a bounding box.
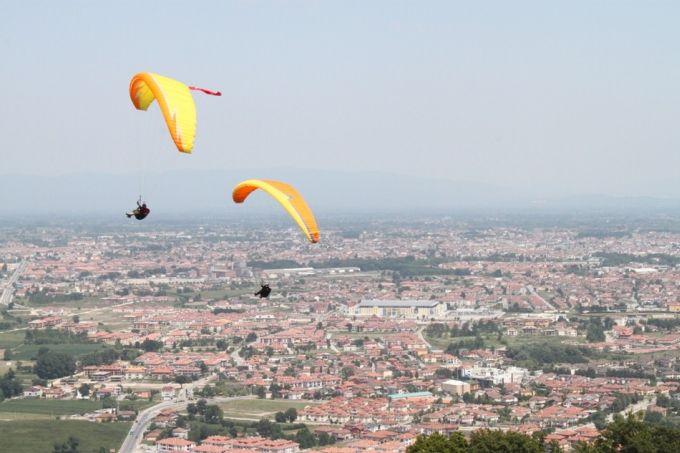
[353,299,447,319]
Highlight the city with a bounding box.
[0,216,678,452]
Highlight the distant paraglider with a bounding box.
[255,284,272,299]
[232,179,320,243]
[126,198,150,220]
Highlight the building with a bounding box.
[354,300,447,319]
[156,437,195,452]
[441,379,471,395]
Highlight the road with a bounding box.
[606,395,655,423]
[118,374,233,453]
[0,260,26,306]
[527,285,557,312]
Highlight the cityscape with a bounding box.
[0,215,678,452]
[3,1,680,452]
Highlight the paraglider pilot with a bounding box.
[255,284,271,299]
[126,198,150,220]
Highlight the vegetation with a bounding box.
[594,252,680,267]
[407,430,548,453]
[0,369,23,401]
[647,318,680,331]
[34,349,76,379]
[80,347,140,366]
[575,413,680,452]
[409,414,680,453]
[0,420,131,453]
[586,318,606,343]
[506,343,595,367]
[24,329,89,345]
[0,399,102,415]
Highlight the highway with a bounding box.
[118,374,247,453]
[0,260,26,306]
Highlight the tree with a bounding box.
[576,412,680,453]
[407,432,468,453]
[255,419,274,438]
[284,407,298,422]
[78,383,90,397]
[53,436,80,453]
[318,431,335,446]
[295,426,317,449]
[340,367,355,379]
[275,411,287,423]
[140,339,163,352]
[187,403,198,417]
[0,369,23,400]
[586,319,606,343]
[245,332,257,343]
[34,351,76,379]
[203,405,223,424]
[269,383,282,399]
[469,429,542,452]
[255,386,266,399]
[72,315,80,324]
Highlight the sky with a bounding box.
[1,1,680,200]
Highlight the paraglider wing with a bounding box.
[129,72,197,153]
[232,179,320,243]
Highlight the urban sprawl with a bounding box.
[0,218,679,452]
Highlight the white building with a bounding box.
[354,299,447,319]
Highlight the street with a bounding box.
[0,260,26,306]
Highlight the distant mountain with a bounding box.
[0,169,678,216]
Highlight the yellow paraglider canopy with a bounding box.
[129,72,197,153]
[232,179,320,243]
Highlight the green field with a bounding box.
[0,411,52,421]
[198,288,251,300]
[0,331,27,349]
[0,420,131,453]
[424,332,585,351]
[12,342,110,360]
[218,399,318,420]
[0,399,103,416]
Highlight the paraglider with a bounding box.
[129,72,220,154]
[255,284,272,299]
[126,198,150,220]
[127,72,219,219]
[232,179,320,243]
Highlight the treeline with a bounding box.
[80,348,141,367]
[594,252,680,267]
[0,369,23,401]
[26,289,84,304]
[407,413,680,453]
[249,256,471,277]
[647,318,680,331]
[34,348,76,379]
[247,260,304,269]
[178,399,335,449]
[445,337,486,356]
[25,329,90,345]
[424,320,500,339]
[506,344,595,367]
[577,230,630,239]
[313,256,461,277]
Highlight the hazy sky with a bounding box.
[1,1,679,198]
